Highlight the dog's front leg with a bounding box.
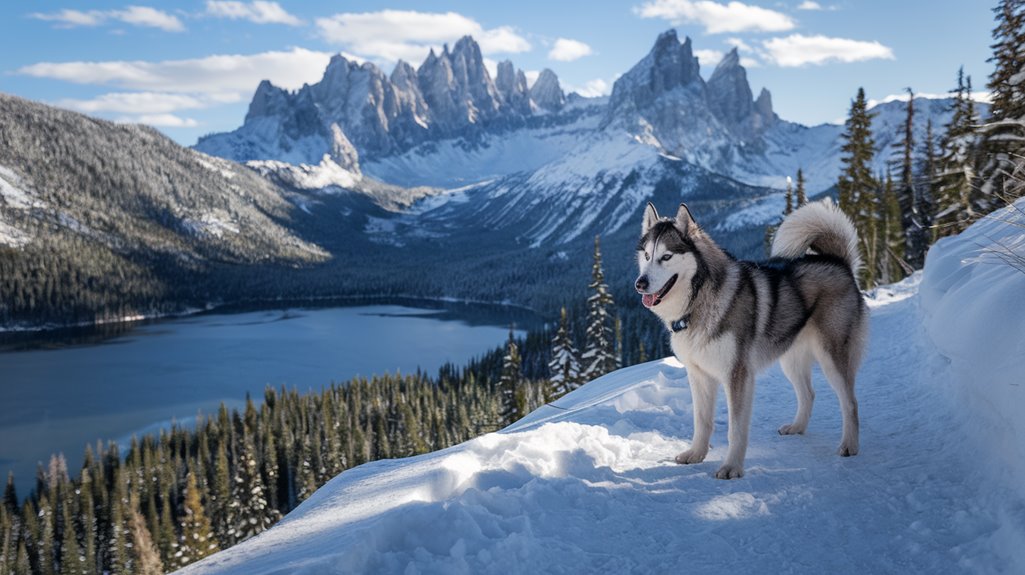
[717,363,755,479]
[676,364,716,464]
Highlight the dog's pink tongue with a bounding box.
[642,293,655,308]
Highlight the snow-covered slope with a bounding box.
[177,202,1025,574]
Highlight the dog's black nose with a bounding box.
[635,276,649,292]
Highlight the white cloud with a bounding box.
[315,10,530,64]
[205,1,302,26]
[121,114,200,128]
[725,37,754,52]
[740,56,760,68]
[634,0,795,34]
[797,1,823,10]
[694,49,725,67]
[565,78,611,98]
[17,48,333,94]
[762,34,894,67]
[56,92,243,115]
[548,38,593,62]
[30,6,185,32]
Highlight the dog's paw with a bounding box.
[714,463,744,480]
[837,442,859,457]
[675,449,707,465]
[777,423,806,435]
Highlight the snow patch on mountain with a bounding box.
[0,165,45,210]
[248,156,362,191]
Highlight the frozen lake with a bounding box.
[0,300,536,498]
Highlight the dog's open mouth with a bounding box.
[642,274,677,308]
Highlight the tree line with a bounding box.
[826,1,1024,288]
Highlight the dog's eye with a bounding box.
[644,252,650,261]
[660,253,673,262]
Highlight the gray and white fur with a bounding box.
[635,200,867,479]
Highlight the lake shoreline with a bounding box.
[0,292,544,336]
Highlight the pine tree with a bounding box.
[979,0,1025,204]
[784,176,794,216]
[878,173,907,284]
[230,433,278,543]
[499,328,524,426]
[57,500,80,575]
[838,87,880,286]
[126,499,163,575]
[547,307,581,399]
[795,168,807,208]
[581,235,616,381]
[210,439,232,546]
[934,68,981,239]
[917,119,937,243]
[897,87,925,269]
[176,472,218,569]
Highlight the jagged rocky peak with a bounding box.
[496,60,533,115]
[530,69,565,112]
[329,124,361,174]
[246,80,291,121]
[607,29,702,114]
[755,88,775,124]
[706,47,754,126]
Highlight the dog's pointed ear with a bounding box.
[642,202,659,235]
[675,203,695,235]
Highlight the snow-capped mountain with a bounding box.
[176,198,1025,575]
[186,30,983,309]
[195,36,569,167]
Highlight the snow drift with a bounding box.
[178,202,1025,574]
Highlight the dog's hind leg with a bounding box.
[815,347,860,457]
[676,365,716,465]
[778,344,814,435]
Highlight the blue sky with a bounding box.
[0,1,996,146]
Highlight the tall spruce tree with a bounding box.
[230,432,277,543]
[917,118,937,243]
[581,235,617,380]
[897,88,924,269]
[838,87,879,286]
[548,307,581,399]
[934,68,981,239]
[979,0,1025,204]
[126,503,163,575]
[176,472,217,569]
[878,173,907,284]
[795,169,807,208]
[499,328,525,426]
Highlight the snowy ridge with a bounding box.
[179,203,1025,574]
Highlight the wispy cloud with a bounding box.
[762,34,894,67]
[796,1,823,10]
[205,1,303,26]
[30,6,185,32]
[122,113,200,128]
[694,49,724,67]
[634,0,795,34]
[315,10,530,64]
[548,38,593,62]
[564,78,612,98]
[17,48,332,94]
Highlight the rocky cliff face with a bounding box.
[603,30,775,164]
[195,36,563,166]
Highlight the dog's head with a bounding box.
[635,202,701,317]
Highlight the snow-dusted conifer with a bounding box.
[229,433,278,542]
[581,236,616,381]
[838,87,880,286]
[548,307,581,399]
[499,328,524,426]
[934,68,981,239]
[979,0,1025,204]
[176,472,218,568]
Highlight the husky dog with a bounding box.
[635,200,867,479]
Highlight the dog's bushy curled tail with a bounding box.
[771,198,862,275]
